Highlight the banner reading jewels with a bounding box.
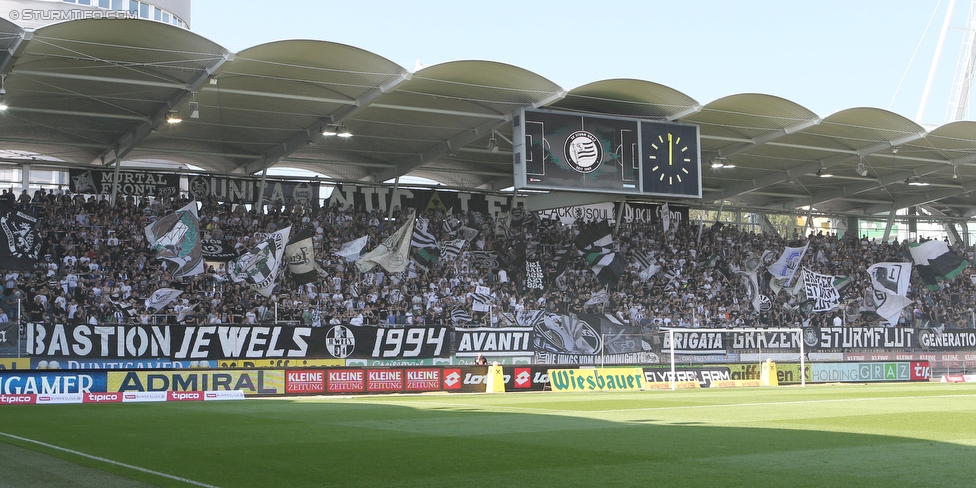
[25,324,449,361]
[69,169,180,197]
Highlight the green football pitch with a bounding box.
[1,383,975,487]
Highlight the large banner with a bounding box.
[21,323,968,364]
[802,327,917,350]
[187,175,319,206]
[107,370,284,396]
[452,327,534,357]
[25,324,449,361]
[328,184,511,215]
[69,169,180,197]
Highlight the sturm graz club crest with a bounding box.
[325,325,356,358]
[803,327,819,348]
[563,131,603,174]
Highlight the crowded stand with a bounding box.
[2,184,974,333]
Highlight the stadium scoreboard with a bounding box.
[513,108,701,198]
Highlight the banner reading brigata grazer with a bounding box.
[25,324,449,361]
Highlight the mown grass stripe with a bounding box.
[0,431,219,488]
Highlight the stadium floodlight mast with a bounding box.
[663,327,806,391]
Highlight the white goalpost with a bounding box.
[664,327,806,390]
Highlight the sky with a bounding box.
[191,1,971,126]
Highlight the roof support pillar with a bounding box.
[882,210,897,243]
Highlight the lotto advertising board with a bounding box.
[441,366,551,393]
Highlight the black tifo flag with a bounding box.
[0,202,41,271]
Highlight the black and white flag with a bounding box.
[0,201,41,271]
[357,213,415,274]
[228,226,292,297]
[144,287,183,311]
[411,216,438,249]
[285,229,324,286]
[473,285,492,313]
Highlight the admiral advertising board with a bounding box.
[106,370,284,396]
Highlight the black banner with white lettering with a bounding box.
[25,324,450,360]
[69,169,180,197]
[801,327,917,350]
[452,327,534,357]
[328,184,511,216]
[187,175,319,206]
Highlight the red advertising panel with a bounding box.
[442,368,462,391]
[84,392,123,403]
[286,370,325,394]
[405,369,440,392]
[909,361,931,381]
[328,369,365,393]
[367,369,403,392]
[513,368,533,389]
[0,394,36,405]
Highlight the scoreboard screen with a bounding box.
[513,109,701,198]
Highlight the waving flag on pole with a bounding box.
[575,220,625,284]
[909,240,969,290]
[285,228,325,286]
[357,212,415,273]
[145,201,204,279]
[334,236,368,262]
[229,226,291,297]
[867,262,913,327]
[767,243,809,280]
[145,287,183,311]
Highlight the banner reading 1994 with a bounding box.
[25,324,449,361]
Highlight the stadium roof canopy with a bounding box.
[2,18,976,220]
